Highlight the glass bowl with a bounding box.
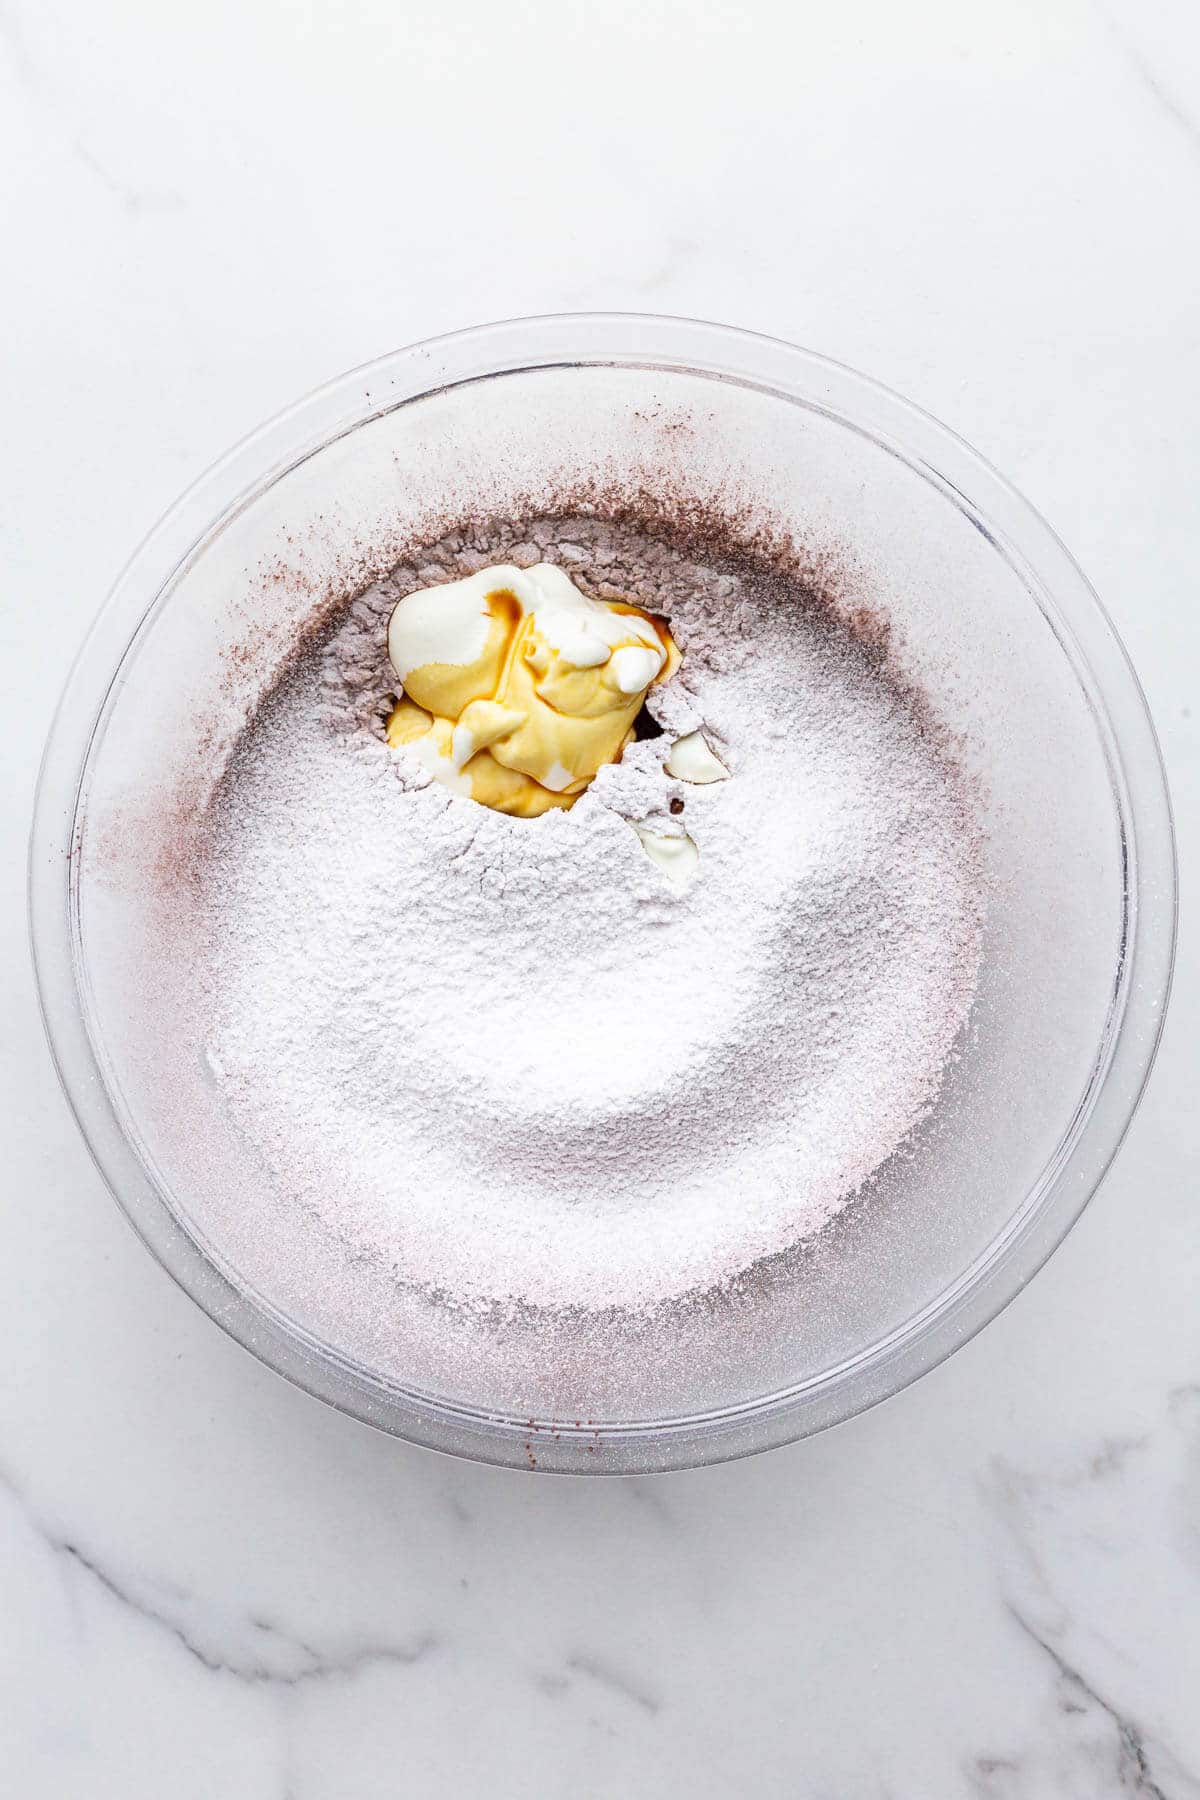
[29,315,1176,1473]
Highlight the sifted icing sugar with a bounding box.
[196,512,982,1316]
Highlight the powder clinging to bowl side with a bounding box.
[195,512,983,1316]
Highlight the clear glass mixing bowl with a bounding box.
[29,315,1176,1473]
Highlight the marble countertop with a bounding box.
[3,0,1198,1793]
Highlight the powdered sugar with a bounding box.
[197,514,982,1315]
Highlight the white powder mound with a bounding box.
[197,516,982,1316]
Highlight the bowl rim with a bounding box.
[28,311,1178,1474]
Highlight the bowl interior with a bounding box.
[67,351,1129,1453]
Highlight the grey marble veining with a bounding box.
[3,0,1197,1793]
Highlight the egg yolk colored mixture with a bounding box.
[386,563,680,817]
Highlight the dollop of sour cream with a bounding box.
[386,563,679,818]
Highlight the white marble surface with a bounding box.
[3,0,1198,1792]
